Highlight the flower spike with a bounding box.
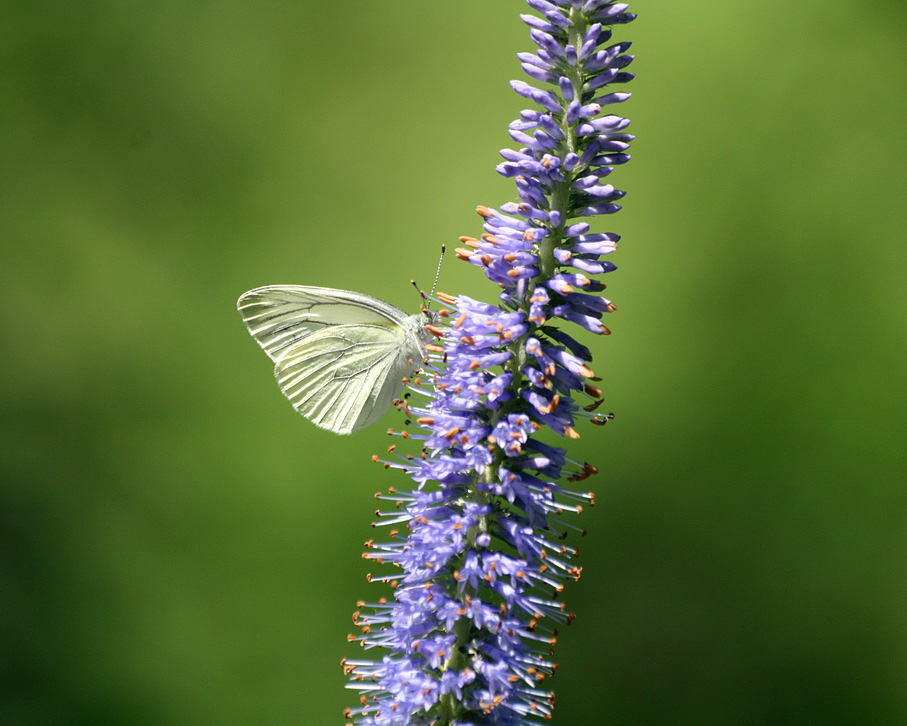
[346,3,635,723]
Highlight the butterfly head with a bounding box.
[421,307,439,326]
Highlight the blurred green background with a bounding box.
[2,1,906,724]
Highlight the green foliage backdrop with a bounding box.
[2,1,905,723]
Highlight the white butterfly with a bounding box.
[237,285,433,435]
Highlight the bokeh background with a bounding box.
[2,1,906,723]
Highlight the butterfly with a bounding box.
[237,285,434,435]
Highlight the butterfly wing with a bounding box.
[273,320,423,435]
[237,285,411,362]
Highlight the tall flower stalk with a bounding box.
[344,2,635,723]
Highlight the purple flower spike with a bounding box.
[345,2,635,723]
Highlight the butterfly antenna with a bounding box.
[411,279,428,309]
[413,245,445,315]
[429,245,446,300]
